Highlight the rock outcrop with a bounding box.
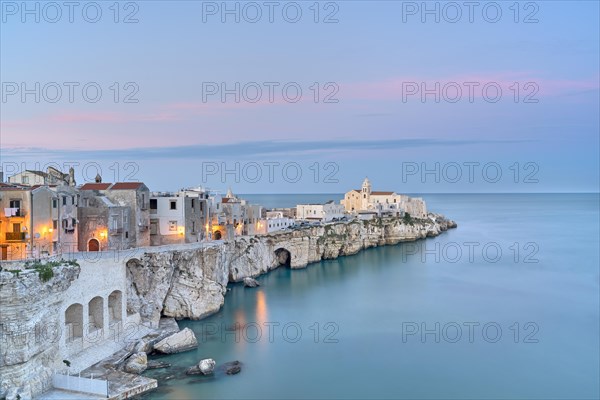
[124,352,148,374]
[0,265,80,400]
[153,328,198,354]
[243,277,260,288]
[186,358,216,375]
[223,360,242,375]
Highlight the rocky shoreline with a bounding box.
[104,213,458,393]
[0,213,456,399]
[127,213,457,326]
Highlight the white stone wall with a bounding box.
[56,257,139,373]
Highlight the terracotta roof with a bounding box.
[80,183,111,190]
[371,191,395,195]
[111,182,145,190]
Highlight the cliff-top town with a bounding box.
[0,167,427,261]
[0,166,455,400]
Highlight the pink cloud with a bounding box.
[343,73,599,101]
[48,111,179,123]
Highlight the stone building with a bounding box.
[256,211,295,233]
[296,201,346,222]
[0,183,75,260]
[209,188,263,239]
[7,166,75,187]
[78,181,150,251]
[149,190,208,246]
[341,178,427,218]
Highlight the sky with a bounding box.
[1,0,599,193]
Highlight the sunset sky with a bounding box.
[1,1,598,193]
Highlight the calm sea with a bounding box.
[142,194,600,399]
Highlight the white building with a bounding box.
[257,211,295,233]
[296,201,346,222]
[149,190,207,245]
[341,178,427,218]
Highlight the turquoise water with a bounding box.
[142,194,600,399]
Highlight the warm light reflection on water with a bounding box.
[255,290,268,326]
[233,309,246,351]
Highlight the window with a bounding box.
[62,196,67,206]
[52,199,57,208]
[72,196,76,205]
[22,176,29,184]
[169,221,177,231]
[191,199,196,209]
[170,201,177,210]
[150,199,157,210]
[9,200,20,209]
[191,221,196,233]
[53,220,58,229]
[125,232,128,239]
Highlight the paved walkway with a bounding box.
[38,389,103,400]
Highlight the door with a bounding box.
[88,238,100,252]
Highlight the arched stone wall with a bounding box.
[64,303,83,342]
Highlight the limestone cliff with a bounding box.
[0,266,80,399]
[126,215,457,325]
[0,214,456,399]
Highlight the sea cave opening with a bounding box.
[274,248,291,268]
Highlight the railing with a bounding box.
[52,372,109,397]
[5,232,25,241]
[7,208,23,217]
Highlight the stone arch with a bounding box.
[65,303,83,342]
[214,230,222,240]
[88,296,104,331]
[125,258,141,268]
[108,290,123,324]
[274,248,291,268]
[88,238,100,252]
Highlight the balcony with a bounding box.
[5,232,26,241]
[4,208,23,217]
[109,228,123,236]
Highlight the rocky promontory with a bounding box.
[126,214,457,325]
